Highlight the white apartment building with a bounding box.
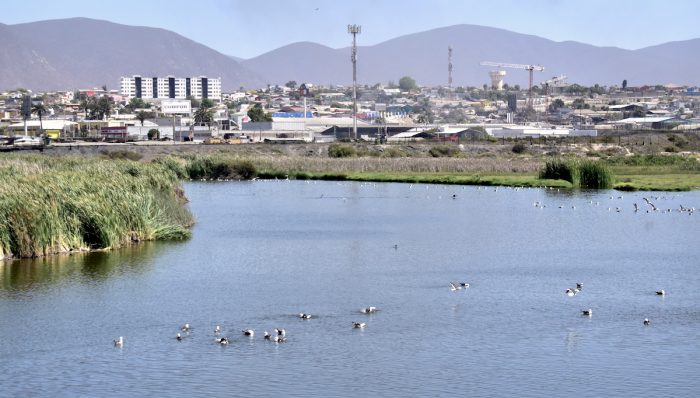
[120,75,221,101]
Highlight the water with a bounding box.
[1,181,699,397]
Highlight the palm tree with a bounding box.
[194,107,214,128]
[31,103,48,136]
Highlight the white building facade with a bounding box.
[120,75,221,101]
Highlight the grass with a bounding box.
[0,155,193,260]
[539,158,614,189]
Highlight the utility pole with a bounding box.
[348,24,361,140]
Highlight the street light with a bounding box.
[348,24,361,140]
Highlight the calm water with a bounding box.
[1,181,699,397]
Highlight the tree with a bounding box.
[96,96,113,120]
[285,81,297,90]
[126,97,148,111]
[200,98,215,109]
[622,79,628,89]
[247,104,272,122]
[31,102,48,135]
[572,98,589,109]
[548,98,565,112]
[187,96,201,109]
[194,107,214,127]
[135,111,150,126]
[147,129,160,140]
[398,76,417,91]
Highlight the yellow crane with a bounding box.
[480,61,545,107]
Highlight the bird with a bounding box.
[181,323,191,332]
[582,309,592,316]
[275,328,286,338]
[353,322,366,329]
[643,318,651,326]
[176,333,183,341]
[242,329,254,336]
[263,331,271,340]
[459,282,470,288]
[214,325,221,335]
[656,290,665,296]
[576,283,583,290]
[361,306,378,314]
[450,282,463,291]
[566,288,577,297]
[113,336,124,347]
[218,337,229,345]
[299,313,312,319]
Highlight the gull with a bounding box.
[576,283,583,290]
[656,290,665,296]
[299,313,312,319]
[218,337,229,345]
[566,288,578,297]
[242,329,254,337]
[361,306,378,314]
[459,282,470,288]
[353,322,366,329]
[113,336,124,347]
[582,309,592,316]
[643,318,651,326]
[263,331,271,340]
[214,325,221,335]
[181,323,191,332]
[275,328,286,338]
[450,282,463,291]
[176,333,183,341]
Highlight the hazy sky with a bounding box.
[3,0,699,58]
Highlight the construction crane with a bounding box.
[479,61,545,107]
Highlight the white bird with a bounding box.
[299,313,312,319]
[218,337,229,345]
[113,336,124,347]
[214,325,221,335]
[263,331,271,340]
[566,288,578,297]
[643,318,651,326]
[582,309,592,316]
[450,282,463,291]
[353,322,366,329]
[275,328,286,337]
[361,306,378,314]
[176,333,183,341]
[242,329,254,336]
[656,290,665,296]
[181,323,191,332]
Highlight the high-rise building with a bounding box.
[120,75,221,101]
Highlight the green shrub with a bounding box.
[429,145,462,157]
[578,160,613,189]
[147,129,160,140]
[511,143,527,154]
[539,159,578,185]
[328,144,357,158]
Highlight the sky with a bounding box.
[3,0,699,59]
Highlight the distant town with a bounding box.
[1,72,699,147]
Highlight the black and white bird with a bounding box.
[299,313,312,319]
[214,325,221,335]
[263,331,271,340]
[113,336,124,347]
[242,329,254,337]
[643,318,651,326]
[353,322,366,329]
[181,323,191,332]
[361,306,378,314]
[582,309,592,316]
[450,282,463,291]
[218,337,229,345]
[576,283,583,290]
[176,333,183,341]
[275,328,286,338]
[656,290,665,296]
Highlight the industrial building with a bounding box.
[119,75,221,101]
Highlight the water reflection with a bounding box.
[0,241,166,292]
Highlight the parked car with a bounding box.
[12,136,43,146]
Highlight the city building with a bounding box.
[119,75,221,101]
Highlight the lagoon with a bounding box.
[1,181,699,397]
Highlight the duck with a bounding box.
[353,322,366,329]
[181,323,191,332]
[656,290,665,296]
[113,336,124,347]
[299,313,312,319]
[275,328,286,338]
[361,306,378,314]
[643,318,651,326]
[218,337,229,345]
[242,329,254,337]
[176,333,183,341]
[582,309,592,316]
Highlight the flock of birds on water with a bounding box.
[113,307,380,348]
[111,182,693,348]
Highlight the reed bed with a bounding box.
[539,158,614,189]
[0,155,193,260]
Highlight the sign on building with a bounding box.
[161,99,192,115]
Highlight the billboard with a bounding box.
[161,99,192,115]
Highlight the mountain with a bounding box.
[242,24,700,87]
[0,17,265,91]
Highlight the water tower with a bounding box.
[489,70,507,90]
